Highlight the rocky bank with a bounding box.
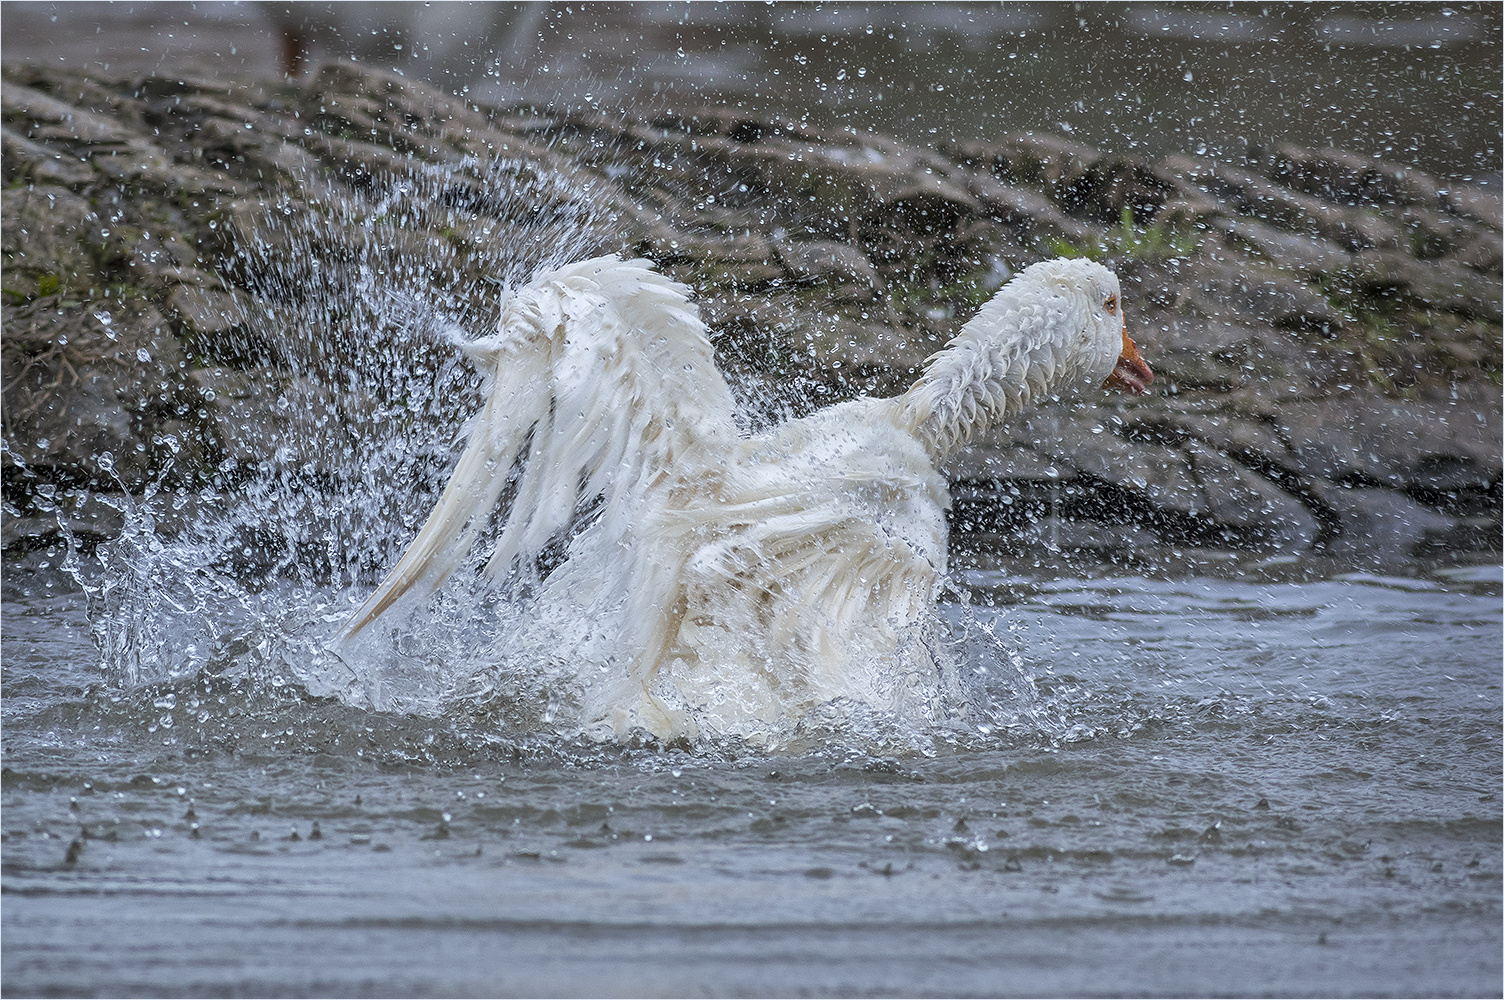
[3,63,1499,571]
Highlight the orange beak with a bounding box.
[1104,327,1153,394]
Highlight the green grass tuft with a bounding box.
[1050,207,1201,262]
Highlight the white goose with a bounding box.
[338,255,1152,740]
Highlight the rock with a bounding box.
[1451,229,1503,275]
[1167,155,1403,253]
[167,286,252,336]
[1122,410,1300,470]
[946,442,1066,482]
[1278,395,1501,498]
[1184,441,1320,551]
[1415,518,1502,559]
[153,266,222,290]
[777,239,881,290]
[0,62,1496,566]
[2,84,139,145]
[188,368,357,477]
[1007,411,1209,523]
[1214,218,1353,283]
[1,515,54,552]
[1259,145,1441,210]
[1315,485,1460,560]
[1181,257,1349,335]
[0,491,130,553]
[2,297,191,492]
[1,185,110,296]
[1345,249,1502,323]
[8,369,140,485]
[1441,185,1503,230]
[1010,516,1165,557]
[1,126,96,186]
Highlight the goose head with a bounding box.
[1024,257,1153,396]
[898,257,1155,462]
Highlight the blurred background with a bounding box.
[2,1,1498,185]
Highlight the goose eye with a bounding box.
[1104,295,1117,314]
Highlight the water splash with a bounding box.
[62,156,1059,755]
[70,158,603,691]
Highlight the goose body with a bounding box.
[339,255,1151,740]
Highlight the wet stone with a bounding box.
[1315,485,1460,560]
[1184,441,1320,551]
[945,442,1065,482]
[1214,218,1353,283]
[0,61,1496,566]
[1259,144,1442,210]
[1014,517,1164,556]
[166,286,253,337]
[1,127,97,187]
[1280,395,1502,495]
[777,239,881,289]
[1,185,110,296]
[187,369,355,474]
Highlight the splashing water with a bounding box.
[64,157,1053,754]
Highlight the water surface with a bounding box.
[4,559,1499,997]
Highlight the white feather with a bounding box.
[338,254,1134,740]
[336,256,735,638]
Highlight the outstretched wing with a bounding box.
[338,255,737,640]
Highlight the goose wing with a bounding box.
[338,255,736,640]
